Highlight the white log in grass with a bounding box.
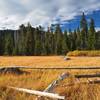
[8,86,65,100]
[8,73,69,100]
[44,73,69,92]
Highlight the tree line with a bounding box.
[0,13,100,56]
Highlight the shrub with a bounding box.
[67,50,100,57]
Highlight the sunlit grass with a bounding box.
[0,56,100,67]
[0,56,100,99]
[0,69,100,100]
[67,50,100,57]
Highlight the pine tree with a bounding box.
[76,27,81,50]
[72,29,77,50]
[38,26,45,55]
[50,25,55,54]
[95,31,100,49]
[62,30,69,55]
[0,32,5,55]
[80,12,88,49]
[34,27,42,55]
[4,33,14,55]
[88,18,96,50]
[44,30,50,55]
[54,24,63,55]
[68,29,73,51]
[13,45,19,55]
[0,14,99,56]
[18,24,27,55]
[49,30,55,55]
[25,23,35,55]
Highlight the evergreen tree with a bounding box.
[25,23,35,55]
[34,27,42,55]
[72,29,77,50]
[54,24,63,55]
[38,26,45,55]
[76,27,81,50]
[4,33,14,55]
[68,29,73,51]
[95,31,100,49]
[50,25,55,54]
[44,29,50,55]
[62,30,69,55]
[0,32,5,55]
[49,30,55,54]
[0,13,99,56]
[18,24,26,55]
[80,12,88,49]
[13,45,19,55]
[88,18,96,50]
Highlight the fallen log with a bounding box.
[62,80,100,88]
[75,74,100,78]
[44,73,69,92]
[89,80,100,84]
[0,66,100,70]
[7,73,68,100]
[0,68,28,75]
[8,86,65,100]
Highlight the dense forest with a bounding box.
[0,13,100,56]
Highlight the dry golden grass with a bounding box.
[0,69,100,100]
[0,56,100,67]
[67,50,100,57]
[0,56,100,100]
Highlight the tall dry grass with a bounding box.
[67,50,100,57]
[0,69,100,100]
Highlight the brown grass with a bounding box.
[0,56,100,67]
[0,69,100,100]
[0,56,100,100]
[67,50,100,57]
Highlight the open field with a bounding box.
[0,56,100,100]
[0,69,100,100]
[0,56,100,67]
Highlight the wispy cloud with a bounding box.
[95,27,100,31]
[0,0,100,29]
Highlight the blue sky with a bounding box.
[60,10,100,31]
[0,0,100,31]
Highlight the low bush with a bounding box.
[67,50,100,57]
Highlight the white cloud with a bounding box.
[95,27,100,32]
[0,0,100,29]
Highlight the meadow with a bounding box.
[0,56,100,67]
[0,56,100,100]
